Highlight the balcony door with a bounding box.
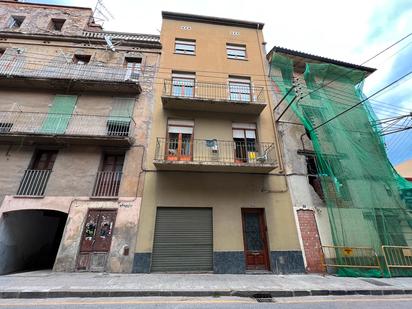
[40,95,77,134]
[166,119,193,161]
[232,123,257,163]
[229,76,251,102]
[124,57,141,81]
[17,150,57,196]
[171,72,195,98]
[93,154,124,197]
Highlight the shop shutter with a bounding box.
[151,207,213,272]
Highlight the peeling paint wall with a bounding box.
[54,198,141,273]
[0,1,161,273]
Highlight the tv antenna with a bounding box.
[93,0,114,26]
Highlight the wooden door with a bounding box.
[77,209,117,271]
[166,132,192,161]
[96,154,124,195]
[242,208,270,271]
[32,150,58,170]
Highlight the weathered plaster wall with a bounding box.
[0,1,93,36]
[0,145,32,204]
[54,198,141,273]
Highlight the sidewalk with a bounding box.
[1,270,412,299]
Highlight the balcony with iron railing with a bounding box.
[16,169,52,196]
[0,54,141,93]
[161,80,267,114]
[0,111,135,146]
[154,138,277,173]
[91,171,122,197]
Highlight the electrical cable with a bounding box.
[309,70,412,133]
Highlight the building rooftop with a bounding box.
[267,45,376,74]
[162,11,264,30]
[0,0,92,11]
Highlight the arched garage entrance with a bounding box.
[0,209,67,274]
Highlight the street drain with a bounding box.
[361,278,393,286]
[253,293,274,303]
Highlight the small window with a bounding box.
[124,57,141,80]
[227,44,246,59]
[0,49,5,58]
[175,39,196,55]
[73,54,91,65]
[171,72,195,98]
[50,18,66,31]
[229,76,251,102]
[8,16,25,29]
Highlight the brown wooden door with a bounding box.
[32,150,58,170]
[96,154,124,196]
[77,209,117,271]
[242,208,270,271]
[166,132,192,161]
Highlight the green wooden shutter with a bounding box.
[108,97,134,122]
[106,98,134,136]
[40,95,77,134]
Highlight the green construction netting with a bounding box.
[270,53,412,277]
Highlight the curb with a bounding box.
[1,289,412,299]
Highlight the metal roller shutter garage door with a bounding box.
[151,207,213,272]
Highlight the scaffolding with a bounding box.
[270,53,412,277]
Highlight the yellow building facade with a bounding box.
[133,12,304,273]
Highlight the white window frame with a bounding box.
[228,77,251,102]
[171,72,195,98]
[175,39,196,55]
[226,44,246,60]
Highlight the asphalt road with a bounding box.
[1,295,412,308]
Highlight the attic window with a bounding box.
[8,16,25,29]
[51,18,66,31]
[73,54,91,65]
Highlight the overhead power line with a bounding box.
[302,31,412,99]
[309,70,412,133]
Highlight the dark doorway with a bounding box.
[0,210,67,275]
[241,208,270,271]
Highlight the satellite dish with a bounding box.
[104,35,115,52]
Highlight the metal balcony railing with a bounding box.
[92,171,122,197]
[154,138,277,166]
[0,54,140,83]
[0,111,134,138]
[162,80,265,104]
[16,169,52,196]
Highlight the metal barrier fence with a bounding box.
[322,245,382,271]
[382,245,412,277]
[0,111,134,138]
[92,171,122,197]
[16,169,52,196]
[154,138,277,166]
[162,80,265,104]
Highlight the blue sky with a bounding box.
[30,0,412,165]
